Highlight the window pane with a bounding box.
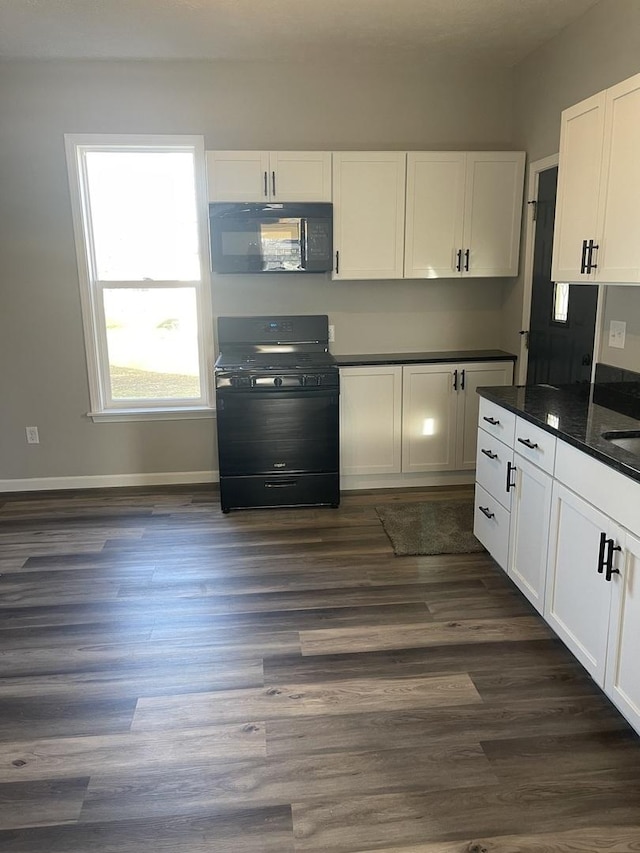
[104,288,201,400]
[86,151,200,281]
[553,281,569,324]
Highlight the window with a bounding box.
[65,135,213,420]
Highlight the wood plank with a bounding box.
[265,697,629,757]
[0,807,294,852]
[347,826,640,853]
[299,616,553,656]
[265,639,573,685]
[481,729,640,782]
[80,743,497,822]
[291,780,640,851]
[0,660,264,700]
[0,723,266,783]
[131,673,483,730]
[0,777,89,830]
[0,698,137,740]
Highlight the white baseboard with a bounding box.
[0,470,219,493]
[1,469,474,494]
[340,471,475,491]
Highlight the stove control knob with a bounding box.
[273,376,283,387]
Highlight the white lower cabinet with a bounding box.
[507,453,552,614]
[606,530,640,732]
[402,362,513,473]
[339,366,402,475]
[339,360,513,478]
[545,482,617,686]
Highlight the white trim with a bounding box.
[591,284,606,382]
[341,471,475,491]
[518,153,559,385]
[2,469,474,494]
[0,470,219,493]
[87,407,216,423]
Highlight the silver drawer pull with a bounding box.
[481,448,498,460]
[479,506,495,520]
[483,416,500,426]
[518,437,539,450]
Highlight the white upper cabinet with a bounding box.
[206,151,332,202]
[595,74,640,283]
[332,152,406,280]
[552,71,640,284]
[463,152,526,278]
[552,94,606,282]
[405,152,466,278]
[405,151,525,279]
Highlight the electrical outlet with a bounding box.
[609,320,626,349]
[328,324,335,343]
[25,426,40,444]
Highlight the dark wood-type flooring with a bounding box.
[0,484,639,852]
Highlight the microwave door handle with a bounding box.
[300,219,307,270]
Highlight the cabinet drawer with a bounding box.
[514,417,557,474]
[475,428,513,511]
[478,398,515,446]
[473,483,510,571]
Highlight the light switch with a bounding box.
[609,320,626,349]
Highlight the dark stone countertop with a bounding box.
[335,349,517,367]
[478,383,640,484]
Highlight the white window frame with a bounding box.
[65,134,214,422]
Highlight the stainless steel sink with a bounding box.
[601,430,640,453]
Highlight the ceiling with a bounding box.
[0,0,601,66]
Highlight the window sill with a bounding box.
[88,407,216,423]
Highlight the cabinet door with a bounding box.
[401,365,457,472]
[545,482,613,686]
[508,454,552,614]
[339,367,402,475]
[332,152,406,280]
[551,93,606,282]
[269,152,332,202]
[456,362,514,469]
[462,152,525,278]
[595,73,640,283]
[206,151,270,202]
[404,152,465,278]
[606,530,640,731]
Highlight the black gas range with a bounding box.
[214,315,340,512]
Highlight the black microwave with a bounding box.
[209,202,333,274]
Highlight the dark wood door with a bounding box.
[527,166,598,386]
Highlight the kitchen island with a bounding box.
[474,366,640,737]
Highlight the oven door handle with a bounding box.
[264,479,298,488]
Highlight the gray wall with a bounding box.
[504,0,640,367]
[0,58,515,482]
